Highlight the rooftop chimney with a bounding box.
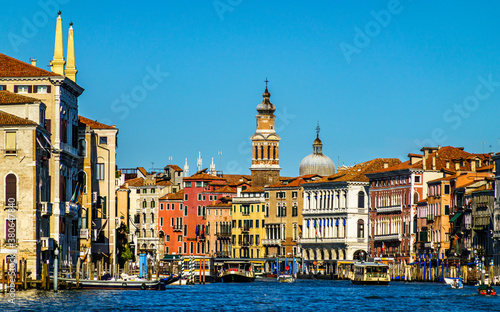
[30,58,37,67]
[446,161,450,169]
[432,156,436,170]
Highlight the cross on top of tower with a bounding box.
[315,121,321,138]
[265,77,269,88]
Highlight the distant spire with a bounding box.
[50,11,65,75]
[197,151,203,172]
[184,158,189,177]
[65,21,77,82]
[210,157,216,175]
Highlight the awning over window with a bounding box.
[449,212,463,223]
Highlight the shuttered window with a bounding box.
[5,132,16,154]
[5,174,17,205]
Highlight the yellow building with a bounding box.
[231,186,266,259]
[263,175,319,258]
[77,116,118,264]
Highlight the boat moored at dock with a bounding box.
[352,262,390,285]
[218,261,255,283]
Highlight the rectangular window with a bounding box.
[238,220,242,228]
[232,220,236,228]
[414,176,421,183]
[160,217,163,226]
[203,195,206,201]
[256,219,259,228]
[151,188,155,193]
[143,189,147,193]
[160,203,164,211]
[5,132,16,154]
[99,136,107,145]
[16,85,29,93]
[36,85,48,93]
[256,235,260,245]
[198,194,202,201]
[184,194,188,201]
[445,205,450,215]
[292,191,298,198]
[196,182,202,187]
[96,163,105,180]
[166,203,170,210]
[171,218,174,226]
[185,182,191,188]
[292,205,298,217]
[444,185,450,195]
[179,204,182,210]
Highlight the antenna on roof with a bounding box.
[218,151,223,172]
[482,141,485,154]
[168,156,172,164]
[151,162,154,173]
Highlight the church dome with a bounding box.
[299,123,335,176]
[299,153,336,176]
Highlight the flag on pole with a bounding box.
[382,242,386,253]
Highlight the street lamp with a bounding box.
[53,248,59,292]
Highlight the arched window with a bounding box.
[151,213,154,223]
[260,146,264,159]
[413,192,419,205]
[151,229,154,237]
[255,146,258,159]
[143,213,146,222]
[357,220,364,238]
[273,146,276,159]
[151,200,155,208]
[5,174,17,205]
[358,191,365,208]
[267,145,270,159]
[142,200,147,208]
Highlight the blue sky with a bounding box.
[2,0,500,176]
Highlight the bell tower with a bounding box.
[250,81,281,187]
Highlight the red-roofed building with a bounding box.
[300,159,400,273]
[182,171,227,255]
[159,190,185,256]
[0,19,86,274]
[367,146,493,262]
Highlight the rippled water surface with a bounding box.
[1,279,499,312]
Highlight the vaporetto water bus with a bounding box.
[351,262,390,285]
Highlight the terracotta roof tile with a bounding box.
[0,91,39,104]
[211,185,237,193]
[0,54,60,77]
[78,115,116,129]
[166,164,183,172]
[184,173,225,181]
[0,110,37,126]
[207,202,232,208]
[126,177,144,187]
[138,167,148,176]
[308,158,402,183]
[222,174,252,184]
[160,190,184,200]
[241,186,264,193]
[156,180,172,186]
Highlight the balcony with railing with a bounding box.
[424,242,433,248]
[2,201,19,210]
[64,202,79,217]
[373,233,402,242]
[262,238,281,246]
[2,239,18,248]
[427,214,434,222]
[41,237,54,251]
[376,205,402,214]
[39,202,52,216]
[173,225,183,232]
[299,237,347,244]
[80,229,89,239]
[215,231,231,237]
[241,226,250,233]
